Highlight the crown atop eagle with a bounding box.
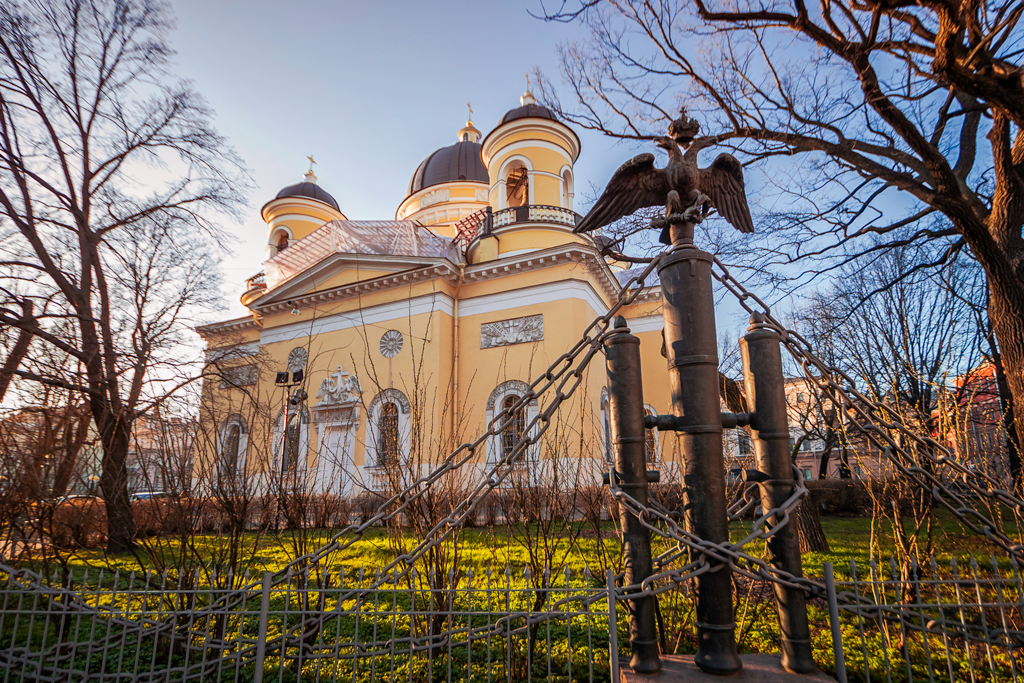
[668,109,701,144]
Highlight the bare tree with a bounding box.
[0,0,245,551]
[537,0,1024,473]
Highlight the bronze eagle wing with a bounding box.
[573,153,671,234]
[698,153,754,234]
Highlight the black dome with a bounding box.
[275,181,340,211]
[499,103,556,125]
[408,140,488,195]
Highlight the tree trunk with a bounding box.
[987,314,1021,484]
[0,301,34,403]
[96,408,137,552]
[797,495,830,553]
[988,271,1024,488]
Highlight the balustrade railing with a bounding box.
[492,204,581,229]
[245,271,267,291]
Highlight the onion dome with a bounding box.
[498,89,556,126]
[407,136,488,195]
[275,170,340,211]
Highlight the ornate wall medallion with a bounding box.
[379,330,404,358]
[480,314,543,349]
[287,347,308,373]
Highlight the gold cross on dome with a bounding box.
[525,72,531,91]
[307,155,316,172]
[467,102,473,123]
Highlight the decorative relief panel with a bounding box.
[419,188,450,208]
[287,347,308,373]
[480,315,543,349]
[219,365,258,389]
[315,365,362,407]
[475,188,489,202]
[379,330,403,358]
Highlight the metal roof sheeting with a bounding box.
[264,220,459,290]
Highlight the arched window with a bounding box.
[366,389,411,471]
[501,394,527,458]
[506,165,529,207]
[223,425,241,471]
[270,228,293,257]
[561,168,574,210]
[378,402,400,466]
[219,415,248,478]
[486,381,538,465]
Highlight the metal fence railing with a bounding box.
[0,563,616,683]
[824,557,1024,683]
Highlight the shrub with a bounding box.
[50,498,107,548]
[807,478,874,516]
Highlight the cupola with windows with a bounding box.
[466,85,585,264]
[261,166,347,259]
[396,116,491,235]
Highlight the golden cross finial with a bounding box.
[306,155,316,173]
[525,72,531,91]
[467,102,473,123]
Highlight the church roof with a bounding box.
[264,220,460,290]
[407,141,488,195]
[275,179,340,211]
[498,103,557,125]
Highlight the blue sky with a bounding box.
[167,0,759,342]
[167,0,636,317]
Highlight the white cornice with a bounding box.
[255,258,462,314]
[259,292,455,347]
[481,119,581,165]
[198,243,660,337]
[196,315,259,339]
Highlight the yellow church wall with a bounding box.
[238,305,454,476]
[302,267,404,294]
[492,226,587,256]
[395,181,489,222]
[455,290,606,464]
[255,279,456,331]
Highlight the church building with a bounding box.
[196,88,676,496]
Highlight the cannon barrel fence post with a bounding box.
[659,216,741,675]
[605,316,661,673]
[740,312,817,673]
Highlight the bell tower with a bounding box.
[261,162,346,259]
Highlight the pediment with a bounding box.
[254,252,454,307]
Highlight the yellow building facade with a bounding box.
[197,88,683,496]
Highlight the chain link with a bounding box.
[9,233,1024,663]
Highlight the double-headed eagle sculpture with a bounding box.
[574,110,754,243]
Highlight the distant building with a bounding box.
[937,361,1010,479]
[126,411,195,494]
[722,377,889,481]
[0,404,101,498]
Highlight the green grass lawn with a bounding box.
[36,508,1021,584]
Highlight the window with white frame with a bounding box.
[486,381,538,464]
[219,414,248,477]
[365,389,411,468]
